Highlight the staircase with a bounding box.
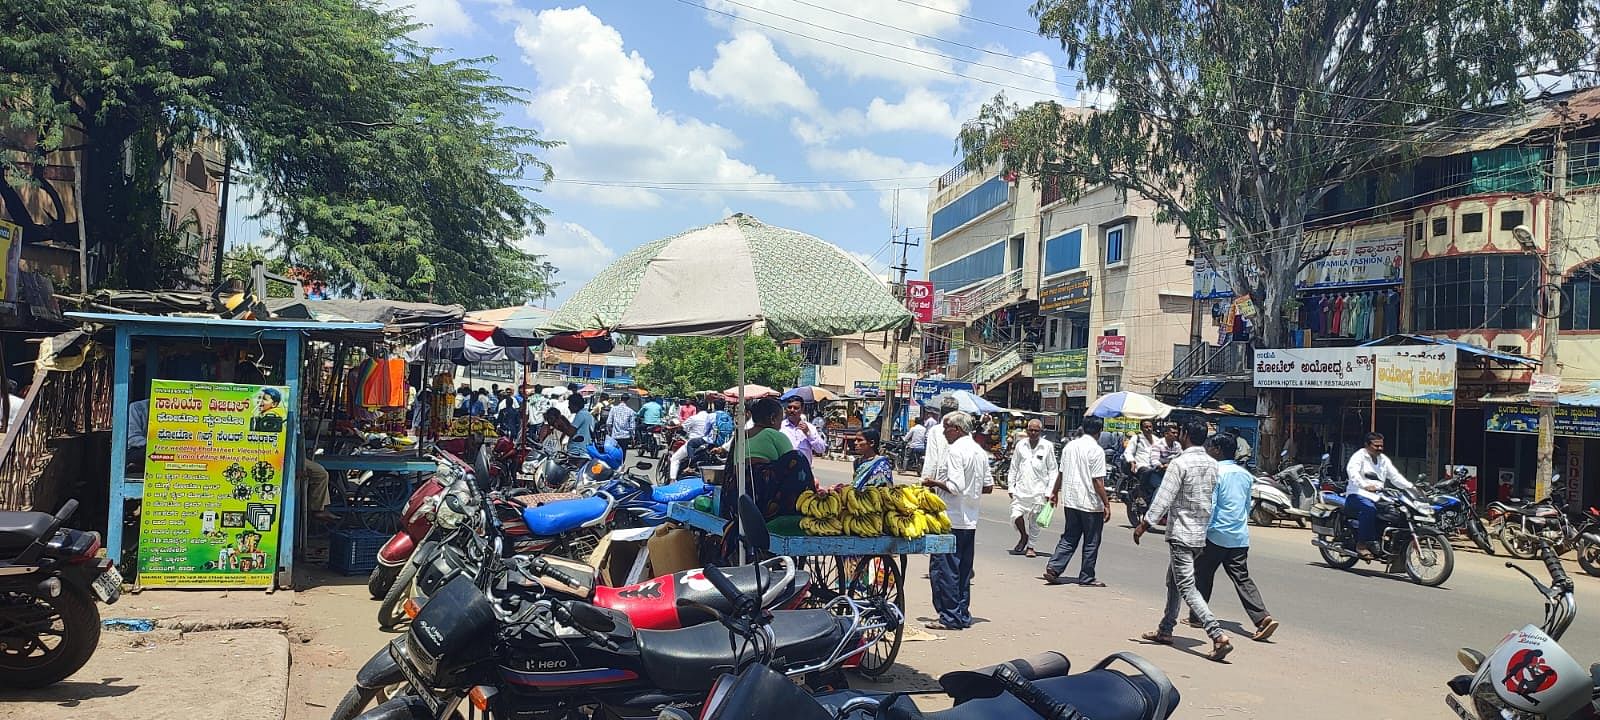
[1152,341,1252,400]
[934,269,1026,324]
[0,355,112,511]
[964,342,1033,389]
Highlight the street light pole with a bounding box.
[1536,112,1570,503]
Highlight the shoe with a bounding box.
[1140,631,1173,645]
[1208,638,1235,662]
[1253,618,1280,642]
[1025,549,1038,558]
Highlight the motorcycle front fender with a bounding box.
[351,696,432,720]
[356,640,409,689]
[376,532,417,566]
[1582,532,1600,545]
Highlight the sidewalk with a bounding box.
[0,589,291,720]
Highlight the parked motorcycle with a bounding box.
[675,649,1180,720]
[1444,540,1596,719]
[0,499,121,689]
[1309,474,1455,586]
[1249,451,1316,527]
[1421,473,1496,556]
[1488,475,1591,561]
[338,504,897,720]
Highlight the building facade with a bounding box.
[795,333,919,398]
[922,159,1194,432]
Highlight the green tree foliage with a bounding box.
[634,336,801,398]
[959,0,1598,349]
[1,0,559,305]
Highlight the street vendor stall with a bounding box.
[72,312,385,591]
[542,214,938,675]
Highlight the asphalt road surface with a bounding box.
[805,456,1600,718]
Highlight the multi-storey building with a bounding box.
[923,153,1194,433]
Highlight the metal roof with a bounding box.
[1410,87,1600,158]
[65,312,385,335]
[1359,333,1538,365]
[1483,383,1600,408]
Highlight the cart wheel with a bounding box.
[801,555,846,607]
[356,473,408,533]
[847,554,904,678]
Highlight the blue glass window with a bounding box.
[1105,225,1125,265]
[1043,228,1082,277]
[931,176,1008,239]
[929,241,1006,292]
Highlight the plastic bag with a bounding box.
[1035,502,1054,528]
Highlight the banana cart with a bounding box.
[667,500,953,678]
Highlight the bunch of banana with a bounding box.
[799,516,844,536]
[917,490,947,513]
[796,487,845,518]
[844,513,883,537]
[888,486,920,514]
[878,486,954,538]
[884,511,923,539]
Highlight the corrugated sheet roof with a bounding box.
[1359,333,1539,365]
[1410,87,1600,158]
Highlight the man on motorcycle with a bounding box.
[1345,431,1413,559]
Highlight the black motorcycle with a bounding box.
[1419,474,1495,556]
[1309,475,1455,587]
[0,499,121,689]
[670,649,1180,720]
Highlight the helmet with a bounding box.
[586,438,625,470]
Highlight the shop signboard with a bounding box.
[136,381,291,588]
[879,362,899,390]
[911,379,974,406]
[1098,373,1121,395]
[1038,384,1062,399]
[1096,335,1126,366]
[1373,347,1455,405]
[1040,276,1092,313]
[906,280,935,323]
[1252,347,1374,389]
[852,380,882,397]
[1192,254,1233,299]
[0,217,19,302]
[1530,373,1561,407]
[798,364,818,387]
[1296,234,1404,290]
[1063,380,1089,398]
[1485,404,1600,438]
[951,327,965,347]
[1034,349,1088,379]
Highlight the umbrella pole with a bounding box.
[736,333,748,565]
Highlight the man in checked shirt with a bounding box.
[1135,420,1235,662]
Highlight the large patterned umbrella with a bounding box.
[541,214,911,340]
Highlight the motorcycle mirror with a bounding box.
[567,603,617,634]
[738,495,770,554]
[1457,648,1486,673]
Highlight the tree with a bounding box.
[1,0,559,305]
[633,337,801,398]
[958,0,1598,453]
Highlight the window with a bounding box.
[931,176,1009,238]
[184,151,207,190]
[1104,224,1127,267]
[1412,254,1538,331]
[1431,218,1448,237]
[1560,262,1600,330]
[799,339,840,365]
[1042,227,1083,278]
[1572,141,1600,188]
[1461,212,1483,233]
[929,240,1006,292]
[1044,316,1062,350]
[1500,209,1525,231]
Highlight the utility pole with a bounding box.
[881,227,917,438]
[1536,104,1573,503]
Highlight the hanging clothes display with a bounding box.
[1296,289,1395,341]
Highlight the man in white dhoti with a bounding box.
[1007,419,1057,557]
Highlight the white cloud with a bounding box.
[377,0,475,41]
[510,6,846,210]
[702,0,970,86]
[689,32,820,114]
[806,147,944,224]
[521,221,617,303]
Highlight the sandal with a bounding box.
[1025,549,1038,558]
[1208,639,1235,662]
[1140,631,1173,645]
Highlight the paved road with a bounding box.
[800,456,1599,717]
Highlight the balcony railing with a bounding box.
[933,268,1025,321]
[1163,341,1252,382]
[937,161,971,191]
[964,342,1030,387]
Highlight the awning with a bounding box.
[1360,333,1538,366]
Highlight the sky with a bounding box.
[233,0,1095,306]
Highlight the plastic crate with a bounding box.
[328,529,388,575]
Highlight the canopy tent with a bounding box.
[540,214,912,538]
[404,328,539,366]
[465,304,553,347]
[1087,391,1175,420]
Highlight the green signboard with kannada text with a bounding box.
[137,381,291,588]
[1034,349,1088,380]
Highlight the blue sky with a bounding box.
[238,1,1093,306]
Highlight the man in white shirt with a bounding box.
[667,405,718,480]
[902,415,929,473]
[921,411,989,631]
[1345,431,1412,558]
[1044,416,1111,587]
[918,401,957,488]
[1006,419,1057,557]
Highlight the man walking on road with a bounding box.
[923,411,989,631]
[1137,420,1234,662]
[919,399,958,488]
[1007,419,1057,557]
[606,399,636,453]
[1043,417,1111,587]
[1189,432,1279,642]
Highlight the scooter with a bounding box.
[0,499,121,689]
[1444,540,1597,718]
[1249,451,1316,527]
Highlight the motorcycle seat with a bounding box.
[634,609,844,691]
[520,495,609,536]
[888,668,1180,720]
[0,511,54,551]
[594,562,811,630]
[651,477,710,504]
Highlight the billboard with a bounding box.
[1252,347,1375,389]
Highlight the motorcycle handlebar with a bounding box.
[992,664,1082,720]
[702,564,743,607]
[1540,545,1572,591]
